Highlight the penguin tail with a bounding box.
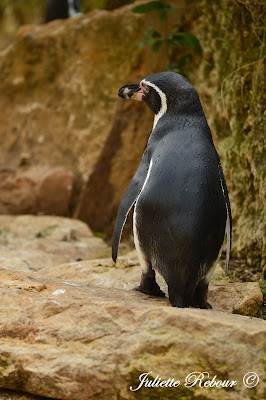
[112,246,117,264]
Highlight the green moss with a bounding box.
[82,1,132,13]
[35,224,59,238]
[94,231,107,239]
[0,228,9,236]
[0,356,14,377]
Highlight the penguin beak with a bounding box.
[118,82,149,102]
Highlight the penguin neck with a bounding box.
[152,96,204,131]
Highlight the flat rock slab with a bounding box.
[0,267,265,400]
[45,252,263,316]
[0,215,108,273]
[0,214,262,317]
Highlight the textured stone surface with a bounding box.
[0,1,166,179]
[0,388,51,400]
[0,213,262,316]
[0,1,174,238]
[0,266,265,400]
[0,215,108,273]
[0,167,74,216]
[192,0,265,269]
[0,215,264,399]
[0,215,262,316]
[44,252,263,317]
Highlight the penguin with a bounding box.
[112,71,232,309]
[45,0,82,23]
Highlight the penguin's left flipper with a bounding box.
[133,270,165,297]
[112,148,151,263]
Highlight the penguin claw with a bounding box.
[133,285,166,298]
[192,301,213,309]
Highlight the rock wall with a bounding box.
[0,1,176,233]
[0,0,264,270]
[192,0,265,270]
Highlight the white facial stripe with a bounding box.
[142,79,167,130]
[142,79,167,113]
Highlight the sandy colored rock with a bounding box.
[0,1,168,182]
[0,215,108,273]
[0,388,51,400]
[0,215,262,317]
[44,252,262,317]
[0,166,74,216]
[0,266,265,400]
[0,1,177,238]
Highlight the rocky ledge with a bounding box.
[0,215,265,400]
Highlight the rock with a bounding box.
[44,252,263,317]
[0,0,264,271]
[35,167,74,216]
[0,215,108,273]
[0,388,51,400]
[74,100,154,237]
[83,0,132,13]
[193,0,265,270]
[0,215,262,316]
[0,266,265,400]
[0,1,173,235]
[0,166,75,216]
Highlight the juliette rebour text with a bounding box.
[129,371,260,391]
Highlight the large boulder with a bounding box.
[0,1,166,177]
[0,1,177,235]
[0,166,75,216]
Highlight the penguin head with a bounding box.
[118,71,200,116]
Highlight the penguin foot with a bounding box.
[134,270,165,297]
[169,297,190,308]
[202,301,212,309]
[133,285,165,297]
[192,279,212,309]
[191,300,212,309]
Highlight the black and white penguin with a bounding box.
[45,0,82,23]
[112,71,232,309]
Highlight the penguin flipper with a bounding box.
[112,149,150,263]
[218,164,232,275]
